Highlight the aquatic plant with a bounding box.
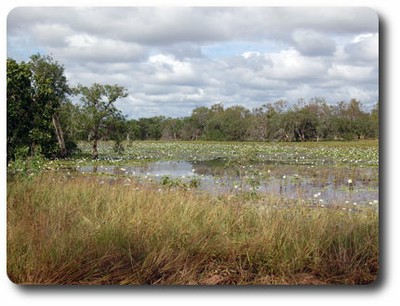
[74,140,378,167]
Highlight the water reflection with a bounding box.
[77,160,378,206]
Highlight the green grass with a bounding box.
[7,173,379,285]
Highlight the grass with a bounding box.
[7,173,379,285]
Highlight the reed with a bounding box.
[7,173,378,285]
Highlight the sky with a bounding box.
[7,7,379,119]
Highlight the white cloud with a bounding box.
[57,35,147,63]
[345,33,378,62]
[328,64,375,82]
[147,54,198,85]
[352,33,375,44]
[66,34,96,48]
[265,49,327,80]
[7,7,379,118]
[31,23,73,47]
[241,51,261,59]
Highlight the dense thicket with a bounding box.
[8,55,379,160]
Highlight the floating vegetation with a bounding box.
[75,140,379,167]
[8,140,378,208]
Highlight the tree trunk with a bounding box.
[92,139,98,159]
[31,141,37,156]
[52,113,67,157]
[92,129,99,159]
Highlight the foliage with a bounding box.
[7,55,74,159]
[161,175,201,189]
[7,146,46,179]
[103,113,128,153]
[120,99,378,143]
[73,83,127,159]
[29,54,72,157]
[7,58,34,160]
[58,101,83,140]
[137,116,165,140]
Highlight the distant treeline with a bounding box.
[7,54,378,160]
[114,99,379,142]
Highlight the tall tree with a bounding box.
[161,118,183,140]
[221,105,250,141]
[190,106,211,139]
[29,54,71,157]
[58,100,86,147]
[7,58,34,159]
[73,83,127,159]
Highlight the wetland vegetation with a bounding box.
[7,140,379,285]
[7,54,379,285]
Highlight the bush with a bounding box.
[8,146,45,179]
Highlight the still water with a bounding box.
[77,160,378,206]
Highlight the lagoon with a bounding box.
[77,159,378,207]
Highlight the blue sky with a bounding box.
[202,41,281,58]
[7,7,379,119]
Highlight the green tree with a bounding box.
[162,118,184,140]
[178,117,199,140]
[204,104,225,140]
[58,101,86,143]
[103,113,128,153]
[190,106,211,139]
[73,83,127,159]
[7,58,34,160]
[263,100,287,141]
[220,105,250,141]
[333,99,371,140]
[29,54,71,157]
[126,119,141,140]
[137,116,165,140]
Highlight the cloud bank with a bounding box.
[7,7,379,118]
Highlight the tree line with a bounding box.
[136,99,378,143]
[7,55,379,160]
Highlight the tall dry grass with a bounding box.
[7,173,378,285]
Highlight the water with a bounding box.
[77,160,378,206]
